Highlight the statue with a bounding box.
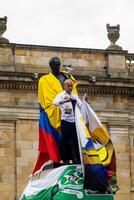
[0,16,9,43]
[106,24,122,50]
[20,57,118,199]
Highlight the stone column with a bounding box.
[105,51,127,78]
[129,127,134,200]
[0,45,15,72]
[0,120,16,200]
[109,125,131,200]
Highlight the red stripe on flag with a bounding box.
[108,152,116,177]
[32,152,49,175]
[39,127,61,161]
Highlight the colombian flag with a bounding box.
[32,105,61,175]
[33,72,77,175]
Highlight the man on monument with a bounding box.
[53,79,83,164]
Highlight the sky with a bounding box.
[1,0,134,53]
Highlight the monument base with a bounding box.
[21,165,115,200]
[84,194,114,200]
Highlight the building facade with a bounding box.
[0,42,134,200]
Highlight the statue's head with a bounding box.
[49,57,61,75]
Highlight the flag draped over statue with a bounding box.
[38,71,77,129]
[32,72,77,175]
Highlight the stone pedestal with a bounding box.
[83,195,114,200]
[108,54,125,70]
[106,52,127,78]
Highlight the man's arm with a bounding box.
[53,94,61,106]
[71,94,82,108]
[72,93,88,109]
[53,94,71,106]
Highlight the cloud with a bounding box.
[1,0,134,52]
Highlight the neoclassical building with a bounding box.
[0,21,134,200]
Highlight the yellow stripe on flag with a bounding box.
[92,126,110,145]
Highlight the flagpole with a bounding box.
[75,105,85,177]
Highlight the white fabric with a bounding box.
[81,100,102,133]
[77,101,104,150]
[20,165,69,199]
[53,91,82,122]
[75,105,89,149]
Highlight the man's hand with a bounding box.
[59,96,71,104]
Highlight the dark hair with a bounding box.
[49,57,61,68]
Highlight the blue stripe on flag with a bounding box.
[84,163,108,191]
[85,138,94,149]
[39,104,61,145]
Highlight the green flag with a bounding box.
[20,165,114,200]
